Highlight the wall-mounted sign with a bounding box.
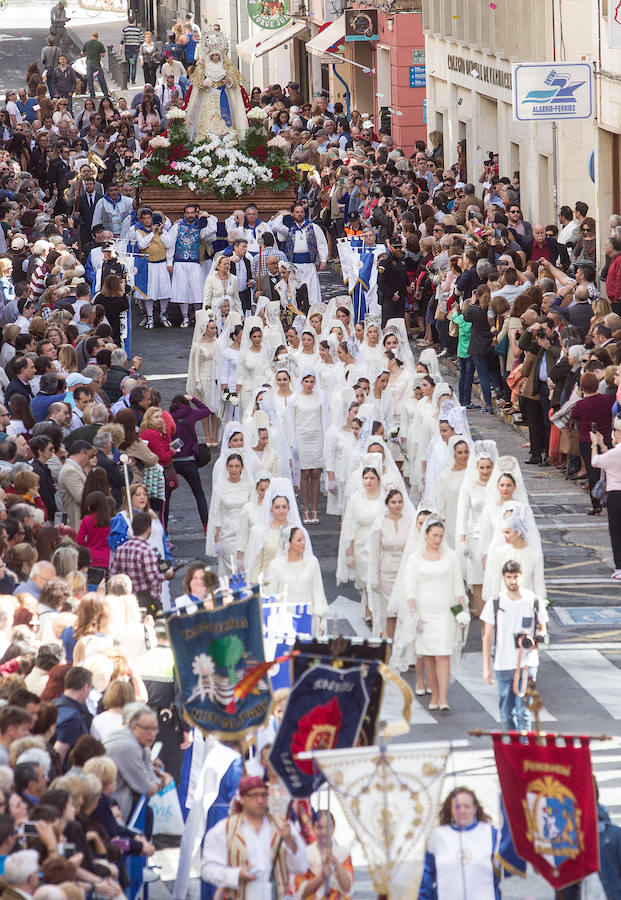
[247,0,290,30]
[512,62,593,121]
[412,48,425,64]
[345,8,378,41]
[410,65,426,87]
[610,3,621,47]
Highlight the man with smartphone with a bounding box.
[127,207,172,329]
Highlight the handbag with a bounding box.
[142,463,165,500]
[196,443,211,468]
[163,462,179,491]
[494,333,509,356]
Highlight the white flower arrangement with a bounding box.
[224,390,240,407]
[149,135,171,149]
[247,106,268,121]
[268,135,289,149]
[167,107,186,120]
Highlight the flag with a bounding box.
[268,664,371,797]
[309,741,453,899]
[167,592,271,741]
[493,732,599,890]
[495,794,527,878]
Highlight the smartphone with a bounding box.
[150,741,163,761]
[591,422,598,433]
[153,213,163,225]
[170,437,183,452]
[23,822,37,836]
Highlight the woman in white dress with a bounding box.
[367,487,414,638]
[203,255,241,313]
[478,456,529,564]
[236,471,271,567]
[455,440,498,616]
[210,422,245,487]
[385,351,410,467]
[297,328,320,369]
[316,337,343,397]
[437,436,470,549]
[245,478,303,587]
[187,312,220,446]
[368,366,391,424]
[383,318,416,374]
[288,368,326,524]
[237,317,269,418]
[405,374,435,496]
[324,386,359,517]
[206,451,253,577]
[244,412,281,479]
[306,304,325,337]
[358,317,384,368]
[482,503,546,603]
[417,346,442,382]
[392,518,469,710]
[337,453,385,628]
[220,323,243,424]
[267,525,327,637]
[412,380,453,500]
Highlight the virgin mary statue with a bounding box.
[185,27,248,142]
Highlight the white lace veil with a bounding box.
[205,448,254,555]
[455,439,499,543]
[417,347,441,381]
[244,477,307,577]
[383,317,415,373]
[336,452,384,586]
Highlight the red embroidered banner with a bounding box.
[492,733,599,890]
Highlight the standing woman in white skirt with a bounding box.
[455,440,498,616]
[436,435,471,549]
[391,517,469,710]
[237,317,269,418]
[337,453,385,628]
[324,386,359,518]
[385,351,410,468]
[206,451,253,577]
[186,312,221,446]
[288,367,327,525]
[367,486,413,637]
[245,478,303,587]
[220,323,243,425]
[236,470,271,570]
[267,525,328,637]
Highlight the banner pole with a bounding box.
[469,729,611,741]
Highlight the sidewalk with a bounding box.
[66,4,139,97]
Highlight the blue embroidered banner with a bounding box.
[268,664,371,798]
[167,593,272,741]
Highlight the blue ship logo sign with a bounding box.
[521,68,586,116]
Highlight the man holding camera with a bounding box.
[127,206,172,329]
[481,560,548,732]
[518,316,561,465]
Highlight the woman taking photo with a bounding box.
[592,415,621,580]
[419,787,499,900]
[169,394,210,531]
[114,408,159,486]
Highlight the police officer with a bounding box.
[377,236,408,327]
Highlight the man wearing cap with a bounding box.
[92,182,133,240]
[271,202,328,306]
[377,237,408,328]
[127,208,172,329]
[63,372,93,410]
[30,374,66,423]
[201,774,308,899]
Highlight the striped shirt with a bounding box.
[251,247,288,280]
[121,24,144,48]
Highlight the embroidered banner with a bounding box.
[269,664,370,797]
[167,593,271,741]
[493,733,599,890]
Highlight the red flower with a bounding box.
[290,697,342,774]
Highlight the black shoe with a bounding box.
[525,455,542,464]
[538,456,550,467]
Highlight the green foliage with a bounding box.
[209,634,245,683]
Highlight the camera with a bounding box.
[62,841,76,859]
[514,632,544,650]
[536,327,547,339]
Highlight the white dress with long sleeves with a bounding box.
[267,554,328,636]
[220,347,240,423]
[338,490,384,589]
[237,348,267,418]
[456,480,488,585]
[324,427,356,516]
[437,468,467,549]
[208,479,252,576]
[368,513,412,633]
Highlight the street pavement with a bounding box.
[130,268,621,899]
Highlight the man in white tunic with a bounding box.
[225,204,273,256]
[201,774,308,900]
[91,182,133,238]
[161,202,217,328]
[271,202,328,306]
[126,207,173,329]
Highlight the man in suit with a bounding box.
[5,357,35,405]
[76,175,103,248]
[226,237,254,314]
[254,254,281,302]
[58,440,93,529]
[524,224,570,271]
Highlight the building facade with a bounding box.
[421,0,597,230]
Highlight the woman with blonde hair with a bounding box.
[67,594,112,664]
[590,297,613,332]
[58,344,78,376]
[0,258,15,308]
[91,678,136,741]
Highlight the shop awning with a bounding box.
[305,17,346,59]
[236,20,309,64]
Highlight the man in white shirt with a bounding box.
[481,560,548,732]
[491,264,523,311]
[557,204,581,247]
[201,775,308,899]
[5,90,23,128]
